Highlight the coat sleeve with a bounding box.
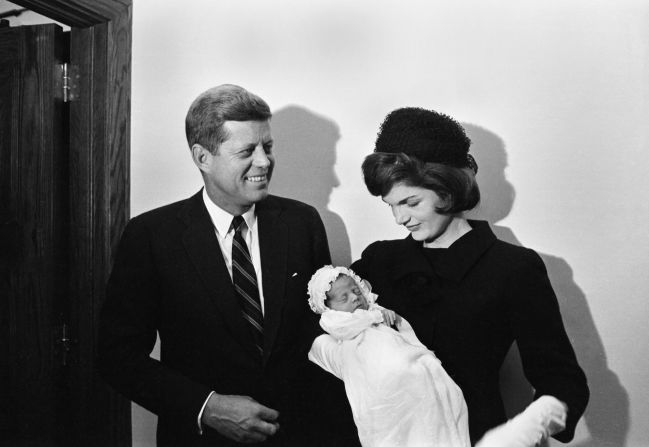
[506,249,589,443]
[97,218,212,434]
[349,241,379,280]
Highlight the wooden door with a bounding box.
[1,1,132,445]
[0,23,71,446]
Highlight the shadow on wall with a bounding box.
[270,105,352,266]
[463,123,629,447]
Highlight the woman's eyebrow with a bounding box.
[381,195,418,205]
[397,195,418,205]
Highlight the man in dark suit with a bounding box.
[98,84,357,446]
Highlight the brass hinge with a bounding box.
[57,63,79,102]
[55,322,78,367]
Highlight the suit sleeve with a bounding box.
[294,204,363,445]
[507,249,589,443]
[310,205,332,270]
[97,218,212,433]
[300,206,333,345]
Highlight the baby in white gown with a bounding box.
[307,266,471,447]
[307,266,569,447]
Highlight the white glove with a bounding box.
[475,395,567,447]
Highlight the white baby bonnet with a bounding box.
[307,265,377,314]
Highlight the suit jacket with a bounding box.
[351,220,589,445]
[98,191,358,446]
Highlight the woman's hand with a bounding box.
[380,309,401,327]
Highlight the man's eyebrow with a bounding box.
[235,139,273,153]
[233,143,258,154]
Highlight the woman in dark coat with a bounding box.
[350,107,589,445]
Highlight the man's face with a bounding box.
[326,275,368,313]
[202,120,274,215]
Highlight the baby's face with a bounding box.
[325,275,368,313]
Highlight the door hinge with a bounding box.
[55,322,78,367]
[57,63,79,102]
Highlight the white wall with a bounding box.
[131,1,649,446]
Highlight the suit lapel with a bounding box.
[179,191,259,359]
[256,198,287,364]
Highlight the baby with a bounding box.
[307,266,568,447]
[307,265,471,447]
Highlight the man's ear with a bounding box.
[191,144,211,172]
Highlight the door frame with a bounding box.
[10,1,132,445]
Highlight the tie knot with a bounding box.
[231,215,246,233]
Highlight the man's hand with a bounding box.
[201,393,280,443]
[380,308,401,327]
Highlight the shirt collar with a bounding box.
[202,188,257,236]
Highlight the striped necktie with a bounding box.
[231,215,264,356]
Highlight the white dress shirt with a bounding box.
[197,188,267,432]
[202,188,265,313]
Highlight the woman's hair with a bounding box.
[185,84,271,154]
[374,107,472,168]
[363,107,480,214]
[362,153,480,214]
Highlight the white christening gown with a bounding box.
[308,306,470,447]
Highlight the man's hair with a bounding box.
[185,84,271,154]
[362,152,480,214]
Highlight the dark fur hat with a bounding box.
[374,107,474,170]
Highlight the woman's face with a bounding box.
[382,183,453,242]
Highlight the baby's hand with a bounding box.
[380,309,400,327]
